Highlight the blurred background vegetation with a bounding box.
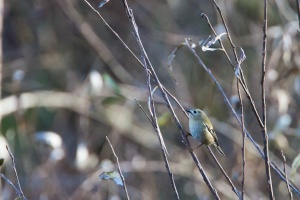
[1,0,300,199]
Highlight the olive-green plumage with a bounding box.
[186,109,225,156]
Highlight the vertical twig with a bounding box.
[0,0,3,129]
[135,96,180,199]
[119,1,180,199]
[146,68,180,199]
[296,0,300,31]
[281,150,293,200]
[237,80,246,200]
[106,137,130,200]
[6,146,27,200]
[0,2,4,195]
[261,0,274,199]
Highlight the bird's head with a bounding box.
[185,109,206,120]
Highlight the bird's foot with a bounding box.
[185,131,191,138]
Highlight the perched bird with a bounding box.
[186,108,225,156]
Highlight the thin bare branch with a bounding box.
[81,0,300,198]
[211,0,238,62]
[146,67,179,198]
[201,12,264,129]
[119,0,219,198]
[134,98,155,126]
[82,0,145,68]
[6,146,27,200]
[0,173,23,198]
[237,80,246,200]
[106,137,130,200]
[261,0,274,198]
[145,61,169,156]
[115,1,179,198]
[0,0,3,129]
[207,147,241,199]
[296,0,300,31]
[201,13,234,69]
[271,162,300,195]
[185,39,300,197]
[281,151,293,200]
[57,0,135,83]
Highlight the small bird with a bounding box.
[186,108,225,156]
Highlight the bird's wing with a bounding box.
[205,124,221,146]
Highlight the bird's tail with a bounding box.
[214,144,225,156]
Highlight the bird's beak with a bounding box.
[185,109,191,114]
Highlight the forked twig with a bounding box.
[134,98,155,127]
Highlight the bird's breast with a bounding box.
[189,119,203,142]
[189,119,214,145]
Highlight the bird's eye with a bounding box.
[193,110,197,114]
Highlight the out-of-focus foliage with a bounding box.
[291,154,300,181]
[1,0,300,199]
